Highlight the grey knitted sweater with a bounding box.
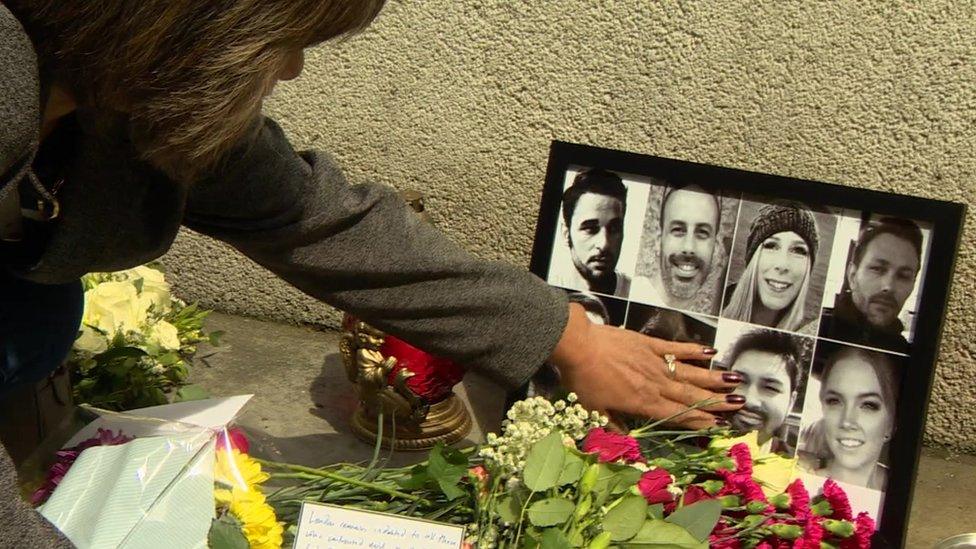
[0,4,567,546]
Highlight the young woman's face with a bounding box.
[755,231,810,312]
[821,355,892,473]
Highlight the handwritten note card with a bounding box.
[294,502,465,549]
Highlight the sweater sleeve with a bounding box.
[183,117,567,389]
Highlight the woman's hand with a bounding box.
[548,303,746,430]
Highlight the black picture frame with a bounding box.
[513,140,966,548]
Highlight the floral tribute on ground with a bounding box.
[69,265,220,410]
[261,394,876,548]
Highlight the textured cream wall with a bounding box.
[163,1,976,450]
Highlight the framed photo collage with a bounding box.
[522,141,966,548]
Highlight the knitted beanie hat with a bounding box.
[745,201,819,264]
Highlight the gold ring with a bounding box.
[664,354,677,380]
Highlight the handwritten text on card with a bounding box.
[294,502,464,549]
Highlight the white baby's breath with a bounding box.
[478,394,607,478]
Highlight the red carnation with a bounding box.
[728,443,754,478]
[794,516,824,549]
[682,485,713,506]
[582,428,645,464]
[637,469,674,504]
[821,479,853,521]
[381,336,466,403]
[786,479,811,521]
[217,427,250,454]
[709,520,741,549]
[840,512,876,549]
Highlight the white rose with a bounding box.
[74,325,109,355]
[131,266,172,314]
[83,281,147,338]
[148,320,181,351]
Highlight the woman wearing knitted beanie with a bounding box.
[723,201,820,333]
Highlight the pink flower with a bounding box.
[821,479,853,521]
[728,443,753,477]
[718,467,769,511]
[468,465,490,499]
[682,485,713,506]
[637,469,674,504]
[217,427,250,454]
[31,429,133,505]
[582,428,644,463]
[786,479,811,521]
[709,521,741,549]
[840,512,876,549]
[793,516,824,549]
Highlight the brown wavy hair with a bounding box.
[8,0,386,180]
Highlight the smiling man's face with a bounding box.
[659,187,719,300]
[729,350,795,442]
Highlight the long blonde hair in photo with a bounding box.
[723,250,811,331]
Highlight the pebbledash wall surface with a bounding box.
[163,2,976,451]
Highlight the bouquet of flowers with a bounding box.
[209,428,284,549]
[28,397,282,548]
[69,265,221,410]
[262,394,876,548]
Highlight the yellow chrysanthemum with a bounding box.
[215,487,284,549]
[709,431,798,497]
[214,448,270,490]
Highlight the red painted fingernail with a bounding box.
[725,394,745,405]
[722,372,744,384]
[703,347,718,356]
[715,418,730,427]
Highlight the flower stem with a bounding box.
[254,458,428,504]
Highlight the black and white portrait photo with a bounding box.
[712,320,814,457]
[629,182,738,315]
[546,167,649,298]
[528,142,965,546]
[721,199,838,335]
[817,213,930,354]
[795,341,905,520]
[625,303,716,368]
[568,290,627,327]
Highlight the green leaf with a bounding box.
[208,515,248,549]
[427,444,469,501]
[523,431,567,492]
[664,500,722,543]
[539,527,573,549]
[592,463,643,505]
[496,494,521,525]
[602,494,648,541]
[647,503,665,520]
[621,519,705,548]
[557,452,585,486]
[174,385,210,402]
[397,464,429,490]
[527,497,576,527]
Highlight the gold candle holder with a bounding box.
[340,319,472,451]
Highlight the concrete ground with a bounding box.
[190,312,976,548]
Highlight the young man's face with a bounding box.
[564,192,625,288]
[729,349,795,442]
[847,233,920,329]
[659,188,719,299]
